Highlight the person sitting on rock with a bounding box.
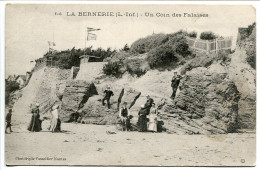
[5,108,13,134]
[102,86,114,109]
[118,102,131,131]
[171,72,183,100]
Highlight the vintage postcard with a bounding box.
[5,4,256,166]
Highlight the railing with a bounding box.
[186,36,232,53]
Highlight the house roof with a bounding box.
[15,75,26,81]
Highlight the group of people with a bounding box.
[118,95,158,132]
[27,103,61,133]
[6,71,183,134]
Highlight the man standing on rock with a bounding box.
[102,86,114,109]
[171,72,183,100]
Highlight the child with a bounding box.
[5,109,13,134]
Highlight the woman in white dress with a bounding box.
[148,103,158,132]
[49,104,60,132]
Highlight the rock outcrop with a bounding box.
[79,87,141,125]
[59,80,98,122]
[80,95,118,125]
[162,67,240,134]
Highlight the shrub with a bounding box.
[126,65,147,77]
[43,47,116,69]
[169,35,191,57]
[102,61,123,78]
[188,31,197,38]
[130,33,169,54]
[108,51,131,63]
[147,34,192,69]
[5,80,20,105]
[147,44,178,69]
[217,50,231,65]
[200,31,218,40]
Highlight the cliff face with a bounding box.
[162,68,240,134]
[10,67,70,131]
[59,80,98,122]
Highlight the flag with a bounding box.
[87,33,97,40]
[87,27,101,32]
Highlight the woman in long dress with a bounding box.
[49,104,61,132]
[28,103,42,132]
[137,105,148,132]
[148,103,158,132]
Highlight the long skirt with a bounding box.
[28,114,42,132]
[148,122,157,132]
[137,115,147,132]
[49,118,61,132]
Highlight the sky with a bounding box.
[5,4,256,76]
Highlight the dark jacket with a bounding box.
[6,113,12,123]
[171,75,182,88]
[104,90,114,99]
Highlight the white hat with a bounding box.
[36,103,40,107]
[141,104,144,108]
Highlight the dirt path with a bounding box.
[5,123,255,166]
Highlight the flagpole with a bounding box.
[84,28,86,56]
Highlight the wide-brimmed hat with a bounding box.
[35,103,40,107]
[140,104,144,108]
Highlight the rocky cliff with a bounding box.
[59,80,98,122]
[161,67,240,134]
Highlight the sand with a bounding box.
[5,121,255,166]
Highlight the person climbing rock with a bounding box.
[102,86,114,109]
[5,109,13,134]
[171,72,183,100]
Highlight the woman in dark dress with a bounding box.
[28,103,42,132]
[137,105,148,132]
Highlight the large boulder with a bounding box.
[79,87,141,125]
[59,80,98,122]
[162,68,240,134]
[80,95,118,125]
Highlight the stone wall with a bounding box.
[76,62,107,81]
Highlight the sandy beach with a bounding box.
[5,121,256,166]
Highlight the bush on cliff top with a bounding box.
[102,61,123,78]
[147,34,192,69]
[43,47,116,69]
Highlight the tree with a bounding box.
[122,44,130,52]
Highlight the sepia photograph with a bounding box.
[4,4,256,166]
